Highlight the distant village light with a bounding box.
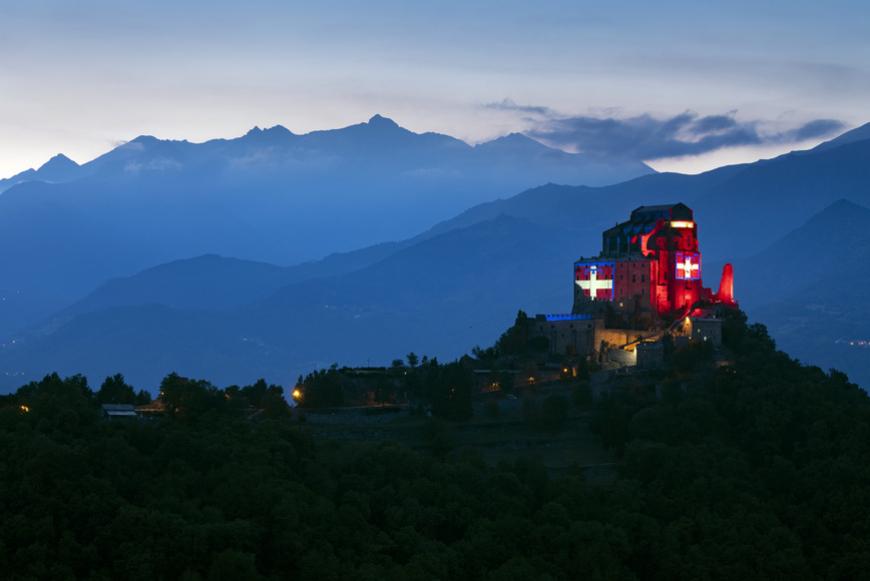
[19,404,30,413]
[291,388,303,401]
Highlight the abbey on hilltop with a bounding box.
[533,203,737,366]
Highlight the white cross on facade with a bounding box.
[677,255,699,279]
[576,265,612,300]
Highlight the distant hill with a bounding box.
[62,255,291,315]
[61,240,411,318]
[737,199,870,386]
[0,115,651,338]
[737,199,870,308]
[0,215,577,389]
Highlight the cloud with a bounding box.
[492,103,846,160]
[784,118,845,141]
[483,98,555,117]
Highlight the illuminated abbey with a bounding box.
[534,203,737,364]
[574,203,734,321]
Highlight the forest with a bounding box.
[2,312,870,579]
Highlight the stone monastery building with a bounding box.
[534,203,737,364]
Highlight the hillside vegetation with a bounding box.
[2,313,869,579]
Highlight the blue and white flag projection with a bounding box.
[675,252,701,280]
[574,261,615,301]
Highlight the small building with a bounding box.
[135,401,167,418]
[690,317,723,347]
[636,341,665,369]
[532,313,596,356]
[606,348,637,367]
[101,403,138,420]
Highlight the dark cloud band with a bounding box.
[487,101,844,160]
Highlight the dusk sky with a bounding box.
[2,0,868,177]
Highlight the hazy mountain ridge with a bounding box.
[1,115,651,191]
[0,115,653,338]
[0,215,577,388]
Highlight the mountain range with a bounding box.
[1,121,870,391]
[0,115,652,338]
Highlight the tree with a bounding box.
[495,310,533,355]
[240,378,290,418]
[498,370,515,395]
[429,362,474,421]
[422,419,455,458]
[540,394,568,432]
[572,381,593,408]
[374,383,391,406]
[207,550,261,581]
[159,372,223,420]
[14,373,98,433]
[96,374,136,404]
[299,368,344,408]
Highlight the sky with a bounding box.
[1,0,868,177]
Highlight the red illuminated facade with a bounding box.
[573,203,735,322]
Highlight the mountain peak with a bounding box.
[130,135,159,145]
[476,132,552,153]
[815,198,870,220]
[31,153,80,182]
[496,132,539,144]
[367,114,400,129]
[245,124,294,139]
[38,153,78,172]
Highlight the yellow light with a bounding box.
[291,388,303,400]
[670,221,694,229]
[19,404,30,413]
